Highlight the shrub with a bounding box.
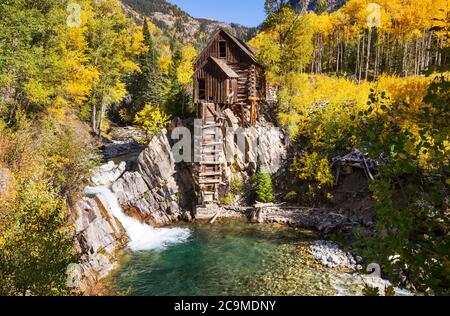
[0,180,78,296]
[134,103,171,142]
[291,151,334,197]
[353,84,449,295]
[253,170,275,203]
[221,193,234,205]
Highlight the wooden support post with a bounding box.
[248,96,260,127]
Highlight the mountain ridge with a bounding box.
[121,0,257,48]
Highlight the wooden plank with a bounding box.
[203,123,222,129]
[199,161,221,165]
[199,172,222,177]
[199,179,221,184]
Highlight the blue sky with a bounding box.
[168,0,266,27]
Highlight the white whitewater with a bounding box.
[84,186,190,251]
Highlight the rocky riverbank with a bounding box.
[71,124,379,294]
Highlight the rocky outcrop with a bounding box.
[220,109,287,201]
[70,195,127,292]
[121,0,256,48]
[91,161,127,186]
[249,206,364,235]
[222,109,286,175]
[71,130,190,291]
[103,127,146,160]
[111,131,183,226]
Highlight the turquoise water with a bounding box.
[109,220,354,296]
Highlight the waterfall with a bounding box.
[84,186,190,251]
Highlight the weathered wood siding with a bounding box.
[193,30,266,105]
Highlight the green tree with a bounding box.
[253,170,275,203]
[126,18,165,119]
[0,180,78,296]
[163,46,196,118]
[353,87,449,295]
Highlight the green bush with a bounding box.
[253,170,275,203]
[0,180,78,296]
[221,193,234,205]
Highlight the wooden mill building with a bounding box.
[193,29,266,206]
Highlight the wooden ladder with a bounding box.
[195,102,224,205]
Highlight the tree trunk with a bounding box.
[97,98,106,138]
[356,36,360,81]
[365,27,372,81]
[403,43,409,77]
[359,36,365,82]
[92,103,97,132]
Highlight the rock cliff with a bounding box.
[72,130,190,291]
[71,194,127,292]
[111,131,185,226]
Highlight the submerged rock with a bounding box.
[309,240,356,269]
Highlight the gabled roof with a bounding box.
[221,29,257,63]
[209,57,239,78]
[194,29,258,65]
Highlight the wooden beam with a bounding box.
[199,179,221,184]
[199,172,222,177]
[199,161,221,165]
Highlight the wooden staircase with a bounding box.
[195,102,224,206]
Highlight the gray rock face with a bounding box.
[221,109,287,195]
[91,161,127,186]
[257,206,355,234]
[71,195,127,292]
[103,127,146,159]
[309,240,356,269]
[112,131,182,226]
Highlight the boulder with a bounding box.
[91,161,127,186]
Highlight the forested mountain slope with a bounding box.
[289,0,346,13]
[122,0,258,48]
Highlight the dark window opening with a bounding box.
[198,79,206,100]
[257,76,264,92]
[219,41,227,59]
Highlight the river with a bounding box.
[86,186,411,296]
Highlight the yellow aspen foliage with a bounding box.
[134,103,172,142]
[177,45,198,87]
[159,44,173,76]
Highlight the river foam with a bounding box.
[84,186,190,251]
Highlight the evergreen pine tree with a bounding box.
[164,49,194,118]
[254,170,275,203]
[127,19,164,119]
